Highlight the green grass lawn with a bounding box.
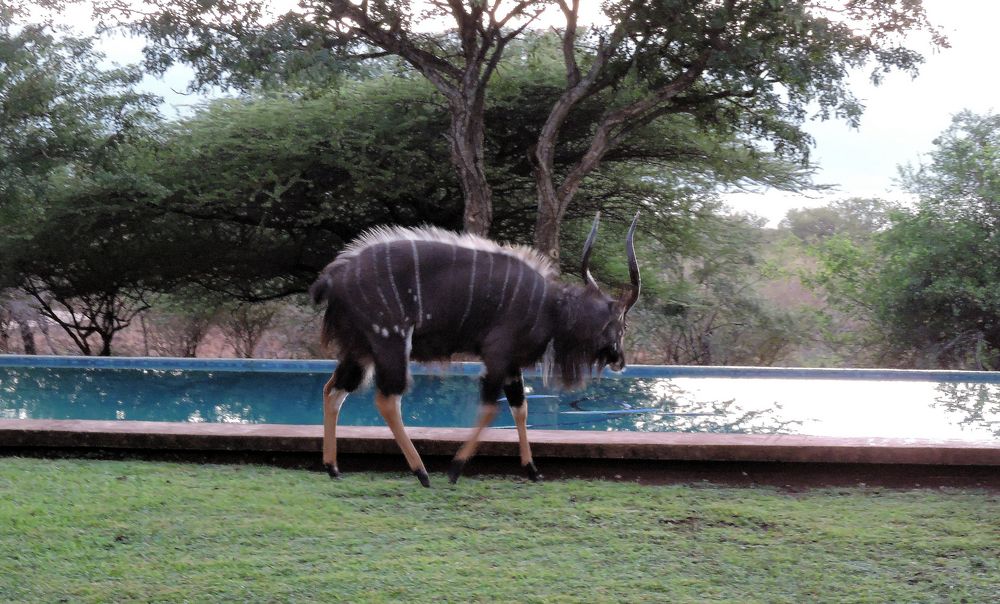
[1,458,997,603]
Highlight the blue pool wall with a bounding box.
[3,354,1000,383]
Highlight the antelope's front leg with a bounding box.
[504,373,542,482]
[448,375,503,484]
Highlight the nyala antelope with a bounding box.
[309,212,641,487]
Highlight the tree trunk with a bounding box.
[449,102,492,236]
[99,335,113,357]
[140,313,150,356]
[19,321,36,355]
[533,186,564,264]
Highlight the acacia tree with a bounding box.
[530,0,944,259]
[147,76,465,299]
[136,55,811,293]
[93,0,943,260]
[0,9,165,355]
[100,0,549,236]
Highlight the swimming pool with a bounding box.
[0,356,997,441]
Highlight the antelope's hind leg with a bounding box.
[448,374,503,484]
[505,373,542,482]
[372,345,430,487]
[322,358,366,479]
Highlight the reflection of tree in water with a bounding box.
[933,383,1000,438]
[517,377,801,434]
[2,367,800,434]
[0,367,326,424]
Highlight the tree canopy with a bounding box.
[0,10,164,354]
[0,7,158,221]
[810,112,1000,369]
[91,0,945,259]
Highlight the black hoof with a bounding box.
[448,458,467,484]
[324,463,341,479]
[413,468,431,488]
[523,461,543,482]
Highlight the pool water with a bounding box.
[1,360,998,441]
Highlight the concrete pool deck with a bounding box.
[3,418,998,489]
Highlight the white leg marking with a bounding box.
[511,401,533,466]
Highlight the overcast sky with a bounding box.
[75,0,1000,225]
[724,0,1000,224]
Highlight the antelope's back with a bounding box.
[312,227,558,358]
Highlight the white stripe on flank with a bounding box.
[354,250,374,308]
[410,240,423,328]
[404,325,414,358]
[370,246,393,319]
[485,251,495,306]
[459,248,478,329]
[508,263,525,310]
[530,280,548,335]
[525,272,539,317]
[497,257,511,312]
[384,243,407,319]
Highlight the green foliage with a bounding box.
[781,198,895,243]
[3,7,930,361]
[900,111,1000,220]
[129,50,814,297]
[93,0,943,257]
[98,0,943,163]
[623,212,804,366]
[807,112,1000,369]
[2,458,998,602]
[0,13,158,213]
[94,0,376,90]
[147,78,463,297]
[0,13,166,355]
[9,152,195,355]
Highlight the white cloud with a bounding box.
[727,0,1000,224]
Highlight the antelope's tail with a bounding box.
[309,272,334,305]
[309,268,339,349]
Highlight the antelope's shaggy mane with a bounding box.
[332,225,557,279]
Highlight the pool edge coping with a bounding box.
[2,419,997,466]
